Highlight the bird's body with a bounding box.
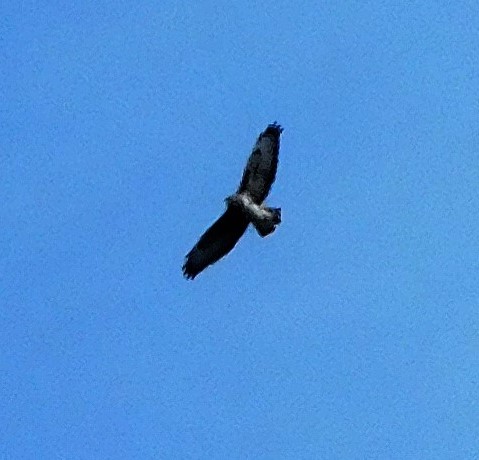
[183,122,283,279]
[226,193,281,237]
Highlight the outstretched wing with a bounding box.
[238,122,283,204]
[182,206,249,279]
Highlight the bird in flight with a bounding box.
[182,122,284,279]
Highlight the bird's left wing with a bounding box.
[182,206,249,279]
[238,122,283,204]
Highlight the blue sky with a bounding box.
[2,1,479,458]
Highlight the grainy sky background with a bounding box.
[2,1,479,458]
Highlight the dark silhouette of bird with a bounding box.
[183,122,283,279]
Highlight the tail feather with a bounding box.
[251,207,281,237]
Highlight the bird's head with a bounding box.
[225,194,238,207]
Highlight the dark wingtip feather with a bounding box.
[265,121,284,135]
[182,259,198,280]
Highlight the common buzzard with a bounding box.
[182,122,283,279]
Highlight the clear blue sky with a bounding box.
[2,1,478,458]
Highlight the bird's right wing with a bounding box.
[182,206,249,279]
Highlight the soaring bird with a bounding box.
[182,122,283,279]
